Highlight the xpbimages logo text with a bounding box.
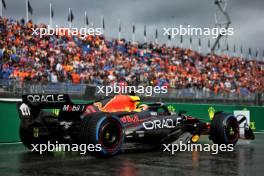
[163,25,234,38]
[31,25,103,38]
[163,141,234,155]
[96,84,168,96]
[31,141,102,155]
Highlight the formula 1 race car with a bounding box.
[17,94,255,156]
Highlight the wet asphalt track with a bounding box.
[0,134,264,176]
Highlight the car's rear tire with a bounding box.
[79,113,124,156]
[210,112,239,145]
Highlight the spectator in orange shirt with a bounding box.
[71,71,81,84]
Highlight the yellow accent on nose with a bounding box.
[191,135,200,143]
[250,122,256,130]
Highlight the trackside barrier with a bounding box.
[0,99,263,142]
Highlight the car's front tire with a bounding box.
[210,112,239,145]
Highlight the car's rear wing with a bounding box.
[21,94,73,109]
[17,94,74,118]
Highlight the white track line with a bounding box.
[0,98,22,102]
[0,142,22,145]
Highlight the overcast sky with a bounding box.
[1,0,264,56]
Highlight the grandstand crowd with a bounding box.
[0,17,263,95]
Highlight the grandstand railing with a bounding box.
[0,80,87,95]
[0,79,262,104]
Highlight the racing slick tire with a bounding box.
[79,113,124,156]
[210,112,239,145]
[19,111,53,150]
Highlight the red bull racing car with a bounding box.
[18,94,255,156]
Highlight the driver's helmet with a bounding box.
[139,104,149,111]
